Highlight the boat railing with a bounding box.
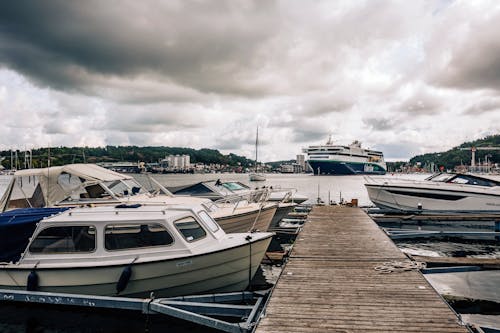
[255,186,298,200]
[204,188,271,212]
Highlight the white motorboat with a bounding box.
[249,173,266,182]
[169,179,308,204]
[0,204,273,298]
[169,179,308,229]
[0,164,277,233]
[365,173,500,213]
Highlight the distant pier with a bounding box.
[255,206,470,333]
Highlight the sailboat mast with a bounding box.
[255,127,258,172]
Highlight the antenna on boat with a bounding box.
[46,146,50,206]
[255,126,259,173]
[326,134,333,145]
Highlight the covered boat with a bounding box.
[0,204,273,298]
[365,173,500,213]
[169,179,308,204]
[169,179,308,228]
[0,164,277,233]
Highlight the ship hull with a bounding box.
[308,160,386,175]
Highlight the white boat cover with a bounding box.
[3,164,131,208]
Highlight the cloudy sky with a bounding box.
[1,0,499,162]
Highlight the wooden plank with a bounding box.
[412,255,500,268]
[255,206,470,333]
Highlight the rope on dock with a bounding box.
[374,260,426,274]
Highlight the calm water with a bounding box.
[134,172,427,206]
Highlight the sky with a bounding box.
[1,1,500,162]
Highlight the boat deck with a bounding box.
[255,206,470,333]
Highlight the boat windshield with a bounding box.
[103,179,145,196]
[221,182,248,192]
[426,173,500,187]
[448,174,500,187]
[175,217,207,242]
[427,173,455,182]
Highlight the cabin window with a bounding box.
[29,226,96,253]
[174,217,206,242]
[7,176,46,210]
[83,184,108,198]
[198,211,219,232]
[58,173,86,199]
[105,223,174,250]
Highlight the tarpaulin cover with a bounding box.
[0,207,69,263]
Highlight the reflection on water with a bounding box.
[0,302,218,333]
[397,238,500,258]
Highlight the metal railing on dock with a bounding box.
[0,289,269,333]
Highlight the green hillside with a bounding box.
[0,146,253,169]
[409,135,500,170]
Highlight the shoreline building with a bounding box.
[161,154,191,171]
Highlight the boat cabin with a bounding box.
[7,204,226,266]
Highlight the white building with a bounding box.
[161,154,191,170]
[296,154,306,171]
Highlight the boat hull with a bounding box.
[269,203,296,229]
[215,205,277,233]
[365,184,500,213]
[0,234,273,298]
[249,173,266,181]
[308,160,386,175]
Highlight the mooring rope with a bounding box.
[374,260,426,274]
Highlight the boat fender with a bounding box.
[116,265,133,294]
[27,270,39,291]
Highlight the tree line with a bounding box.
[0,146,254,169]
[409,135,500,170]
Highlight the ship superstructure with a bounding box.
[303,136,386,175]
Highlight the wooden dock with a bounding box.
[255,206,470,333]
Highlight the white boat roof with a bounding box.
[2,164,135,208]
[14,163,132,182]
[45,204,199,224]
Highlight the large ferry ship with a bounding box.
[303,136,386,175]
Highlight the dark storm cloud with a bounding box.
[292,128,330,143]
[463,97,500,115]
[305,98,354,116]
[0,0,279,98]
[376,142,421,160]
[398,90,442,115]
[430,12,500,91]
[215,140,245,150]
[362,117,397,131]
[103,103,206,132]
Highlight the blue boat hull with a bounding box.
[308,160,386,175]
